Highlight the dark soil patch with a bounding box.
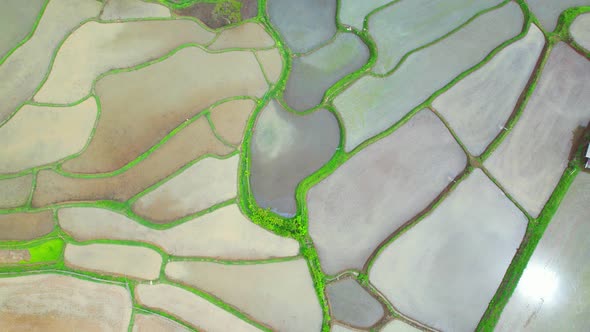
[570,122,590,173]
[174,0,258,29]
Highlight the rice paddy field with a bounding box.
[0,0,589,331]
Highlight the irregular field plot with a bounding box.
[256,48,283,83]
[62,46,267,174]
[0,211,54,241]
[307,110,466,275]
[0,98,97,174]
[335,2,523,151]
[0,175,33,209]
[209,23,274,50]
[131,155,239,223]
[370,170,527,332]
[337,0,391,31]
[0,274,131,331]
[64,243,162,280]
[331,323,361,332]
[284,32,369,111]
[326,278,384,328]
[33,115,233,207]
[0,1,588,331]
[433,25,545,156]
[101,0,170,20]
[132,313,190,332]
[381,320,422,332]
[0,0,45,58]
[209,99,256,146]
[0,0,101,123]
[571,13,590,51]
[0,250,30,265]
[496,173,590,331]
[135,283,261,332]
[59,205,299,259]
[369,0,502,74]
[485,42,590,217]
[250,100,339,216]
[267,0,337,53]
[165,259,323,332]
[34,19,215,103]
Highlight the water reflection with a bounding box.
[517,263,559,303]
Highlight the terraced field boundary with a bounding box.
[1,0,589,331]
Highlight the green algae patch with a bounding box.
[23,238,64,264]
[0,237,64,270]
[213,0,242,23]
[159,0,242,20]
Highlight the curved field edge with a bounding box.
[0,2,290,331]
[0,0,50,66]
[1,0,589,331]
[474,8,590,331]
[243,0,590,331]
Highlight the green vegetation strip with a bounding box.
[476,157,583,331]
[0,237,64,269]
[1,0,589,331]
[476,6,590,331]
[25,238,64,264]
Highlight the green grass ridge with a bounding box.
[0,0,588,331]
